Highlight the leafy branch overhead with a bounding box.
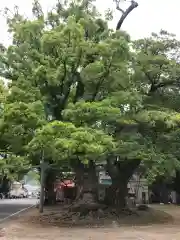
[28,121,116,163]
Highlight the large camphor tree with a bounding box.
[0,0,180,211]
[0,0,128,206]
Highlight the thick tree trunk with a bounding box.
[172,171,180,203]
[106,157,141,209]
[0,176,10,198]
[74,160,98,206]
[105,178,128,208]
[44,169,56,205]
[70,160,102,217]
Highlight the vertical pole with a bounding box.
[39,150,45,213]
[39,105,49,213]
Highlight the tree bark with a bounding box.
[73,160,99,208]
[44,169,56,205]
[105,177,128,208]
[116,0,138,30]
[106,157,141,209]
[0,175,10,198]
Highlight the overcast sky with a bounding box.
[0,0,179,45]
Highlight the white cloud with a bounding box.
[0,0,180,45]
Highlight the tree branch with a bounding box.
[117,158,141,180]
[60,58,67,94]
[149,81,175,93]
[91,59,112,101]
[106,156,141,182]
[60,49,83,111]
[116,0,138,30]
[116,5,125,14]
[73,73,85,103]
[148,76,180,94]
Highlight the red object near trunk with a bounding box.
[54,179,76,202]
[54,179,75,191]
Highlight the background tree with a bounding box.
[0,81,32,193]
[97,30,180,207]
[132,30,180,180]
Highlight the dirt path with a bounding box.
[4,224,180,240]
[3,205,180,240]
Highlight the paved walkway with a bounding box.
[0,199,36,221]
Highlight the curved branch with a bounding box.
[116,0,138,30]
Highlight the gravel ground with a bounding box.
[4,224,180,240]
[3,205,180,240]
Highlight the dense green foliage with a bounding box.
[0,0,180,203]
[131,31,180,181]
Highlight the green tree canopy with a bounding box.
[0,0,180,207]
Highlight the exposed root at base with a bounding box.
[23,204,173,227]
[58,203,139,222]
